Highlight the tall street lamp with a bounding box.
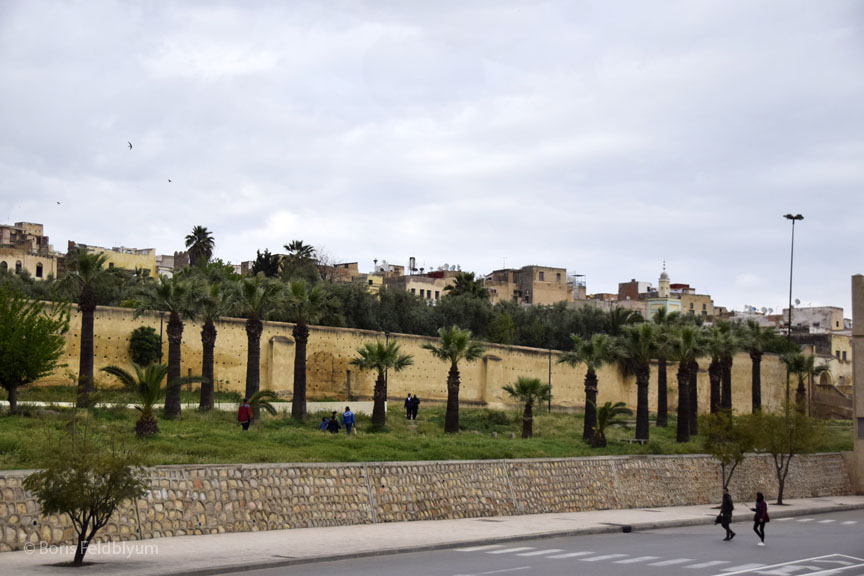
[783,213,803,408]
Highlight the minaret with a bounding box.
[658,261,670,298]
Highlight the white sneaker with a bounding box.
[757,542,765,546]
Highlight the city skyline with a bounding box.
[1,1,861,313]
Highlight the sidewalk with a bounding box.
[6,496,864,576]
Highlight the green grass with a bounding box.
[0,405,852,470]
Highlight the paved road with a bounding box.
[225,509,864,576]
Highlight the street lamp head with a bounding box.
[783,214,804,221]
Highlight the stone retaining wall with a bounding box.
[0,453,852,552]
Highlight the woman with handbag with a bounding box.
[751,492,769,546]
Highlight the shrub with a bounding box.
[129,326,161,366]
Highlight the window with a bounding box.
[108,262,114,269]
[836,321,840,328]
[15,261,22,274]
[0,261,6,271]
[843,351,847,362]
[539,271,544,281]
[411,288,416,295]
[556,273,561,282]
[690,303,694,309]
[702,303,707,310]
[36,263,43,278]
[368,280,373,286]
[435,291,440,299]
[837,350,841,359]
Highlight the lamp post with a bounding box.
[783,213,803,408]
[158,311,165,363]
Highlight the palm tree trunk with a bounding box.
[372,372,387,427]
[709,359,721,414]
[522,400,534,438]
[76,289,96,408]
[583,370,598,441]
[688,359,699,435]
[444,364,461,433]
[721,357,733,411]
[7,385,18,414]
[164,313,184,419]
[750,350,762,412]
[656,356,668,427]
[676,363,690,443]
[245,316,263,418]
[796,376,807,408]
[291,322,309,419]
[199,320,217,411]
[635,366,650,441]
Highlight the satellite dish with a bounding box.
[795,298,801,306]
[768,308,773,314]
[761,307,767,314]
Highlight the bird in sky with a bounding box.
[168,179,172,183]
[56,201,60,205]
[128,141,132,150]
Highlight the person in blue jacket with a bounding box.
[342,406,356,436]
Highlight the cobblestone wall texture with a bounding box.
[0,453,852,552]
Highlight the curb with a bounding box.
[154,501,864,576]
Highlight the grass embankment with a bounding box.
[0,404,852,471]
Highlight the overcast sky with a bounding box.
[1,1,862,315]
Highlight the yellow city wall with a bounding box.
[43,305,790,413]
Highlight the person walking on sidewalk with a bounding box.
[720,488,736,541]
[342,406,356,436]
[237,398,252,431]
[751,492,769,546]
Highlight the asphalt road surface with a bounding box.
[224,509,864,576]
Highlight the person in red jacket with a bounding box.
[237,399,252,431]
[751,492,769,546]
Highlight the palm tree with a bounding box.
[558,333,615,441]
[135,275,196,419]
[284,279,332,419]
[350,340,414,427]
[443,272,490,299]
[705,325,725,414]
[194,279,230,410]
[64,248,111,407]
[185,225,215,268]
[668,325,708,443]
[782,351,829,412]
[616,323,657,441]
[739,320,776,412]
[247,390,279,420]
[232,274,283,416]
[589,401,633,448]
[716,321,739,412]
[282,240,317,281]
[422,325,485,433]
[652,309,680,428]
[607,307,643,336]
[502,376,551,438]
[101,363,201,438]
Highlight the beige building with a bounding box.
[485,265,573,305]
[0,221,58,279]
[69,241,157,277]
[384,270,457,302]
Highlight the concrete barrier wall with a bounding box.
[0,453,852,552]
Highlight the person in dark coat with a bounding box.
[404,394,413,419]
[720,488,736,541]
[237,399,252,431]
[751,492,769,546]
[409,394,420,420]
[326,411,341,434]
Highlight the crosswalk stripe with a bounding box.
[580,554,628,562]
[615,556,661,564]
[487,547,534,555]
[547,551,594,559]
[516,549,564,557]
[649,558,693,566]
[797,518,815,522]
[686,560,730,569]
[818,519,836,523]
[842,521,857,525]
[722,563,766,572]
[456,545,505,552]
[777,517,793,522]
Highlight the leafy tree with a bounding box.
[738,319,777,412]
[669,325,708,443]
[376,287,433,336]
[748,406,826,504]
[701,412,755,489]
[0,287,70,413]
[100,363,198,437]
[23,424,147,566]
[502,376,551,438]
[432,294,494,337]
[232,274,283,417]
[64,248,111,407]
[558,333,615,441]
[589,401,632,448]
[319,282,378,331]
[284,279,333,419]
[350,340,414,428]
[134,274,196,419]
[281,240,319,282]
[486,310,516,345]
[185,225,215,268]
[251,249,281,278]
[443,272,489,299]
[422,325,485,433]
[615,323,657,441]
[782,351,829,411]
[129,326,161,366]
